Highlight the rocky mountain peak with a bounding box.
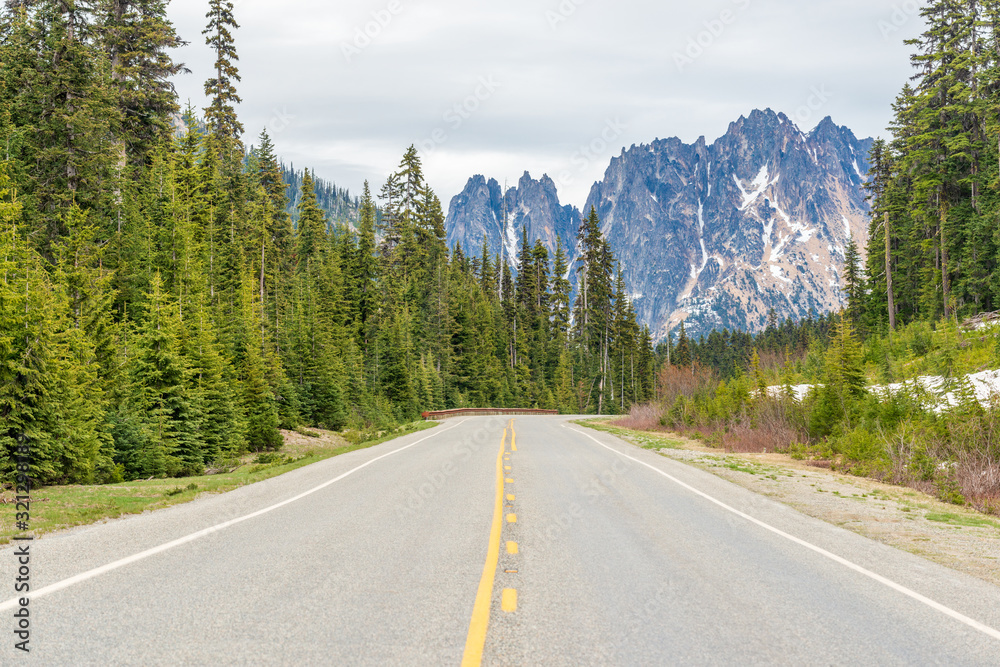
[446,109,874,339]
[446,172,581,270]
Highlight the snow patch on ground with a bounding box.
[765,370,1000,413]
[871,372,1000,413]
[764,384,815,402]
[968,319,1000,332]
[842,215,852,240]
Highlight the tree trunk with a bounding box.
[940,198,951,319]
[885,212,896,331]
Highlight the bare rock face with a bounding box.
[445,172,581,269]
[446,109,873,339]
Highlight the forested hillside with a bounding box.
[860,1,1000,333]
[621,2,1000,516]
[281,164,359,228]
[0,1,653,486]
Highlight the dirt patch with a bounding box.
[278,428,351,457]
[652,435,1000,587]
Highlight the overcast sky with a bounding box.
[166,0,925,210]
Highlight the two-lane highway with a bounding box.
[3,416,1000,665]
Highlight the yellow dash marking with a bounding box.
[504,466,511,471]
[511,422,517,451]
[506,513,517,524]
[505,478,513,484]
[502,589,518,613]
[506,541,519,555]
[507,494,515,502]
[461,430,507,667]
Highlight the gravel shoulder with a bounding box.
[587,423,1000,588]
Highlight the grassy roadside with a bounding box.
[572,418,686,450]
[576,418,1000,529]
[0,421,436,545]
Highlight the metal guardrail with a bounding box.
[421,408,560,420]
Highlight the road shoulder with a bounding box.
[580,420,1000,588]
[0,422,436,545]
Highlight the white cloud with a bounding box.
[167,0,923,210]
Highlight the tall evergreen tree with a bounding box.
[98,0,186,164]
[202,0,242,144]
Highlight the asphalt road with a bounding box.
[3,416,1000,665]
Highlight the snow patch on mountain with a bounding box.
[734,164,774,211]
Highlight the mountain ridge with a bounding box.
[445,108,873,339]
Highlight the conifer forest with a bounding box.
[0,1,655,485]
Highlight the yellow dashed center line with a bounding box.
[501,589,518,613]
[461,429,507,666]
[462,420,522,666]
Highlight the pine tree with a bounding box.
[551,237,571,342]
[295,169,325,266]
[202,0,242,144]
[673,321,692,368]
[810,314,866,437]
[7,0,120,258]
[98,0,186,164]
[128,273,201,476]
[238,274,281,450]
[354,181,378,331]
[862,137,898,333]
[843,235,864,331]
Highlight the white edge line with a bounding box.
[568,426,1000,643]
[0,419,467,612]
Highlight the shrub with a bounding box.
[615,404,663,431]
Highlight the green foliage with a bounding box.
[862,2,1000,326]
[203,0,243,144]
[0,9,655,491]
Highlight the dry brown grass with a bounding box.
[719,397,803,453]
[722,422,802,454]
